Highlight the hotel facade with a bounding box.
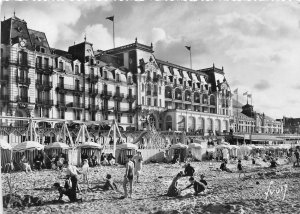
[1,15,235,139]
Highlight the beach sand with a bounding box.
[2,159,300,214]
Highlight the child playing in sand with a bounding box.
[181,177,206,196]
[82,159,89,187]
[199,174,207,186]
[167,171,183,197]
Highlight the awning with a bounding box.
[173,68,181,77]
[200,76,207,84]
[163,65,172,76]
[192,73,199,82]
[182,71,191,80]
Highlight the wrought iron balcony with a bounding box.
[56,101,67,108]
[113,92,124,101]
[10,59,31,68]
[35,63,53,74]
[0,75,9,85]
[56,84,83,95]
[88,104,99,112]
[16,96,30,103]
[89,88,98,96]
[16,76,31,85]
[100,91,112,99]
[126,94,136,103]
[35,98,53,107]
[153,91,158,96]
[87,74,99,83]
[36,80,53,90]
[67,102,84,108]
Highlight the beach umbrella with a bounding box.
[13,141,44,152]
[0,139,12,150]
[116,143,138,150]
[45,142,70,150]
[76,141,103,149]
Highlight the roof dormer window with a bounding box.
[16,26,23,32]
[41,48,45,53]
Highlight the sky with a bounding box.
[1,1,300,119]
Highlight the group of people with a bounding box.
[81,152,98,167]
[167,163,207,197]
[100,153,116,166]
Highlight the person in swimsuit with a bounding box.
[123,155,135,198]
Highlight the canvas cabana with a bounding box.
[188,143,203,161]
[168,143,188,162]
[76,141,102,166]
[44,142,71,167]
[0,139,12,168]
[115,143,138,164]
[12,141,45,169]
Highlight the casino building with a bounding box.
[1,14,233,138]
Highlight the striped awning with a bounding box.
[182,71,191,80]
[191,73,199,82]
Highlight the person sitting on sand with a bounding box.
[186,151,193,163]
[20,155,32,173]
[237,160,246,178]
[220,160,232,173]
[167,171,183,197]
[270,158,278,168]
[107,153,116,165]
[91,174,119,192]
[181,177,206,196]
[199,174,207,186]
[184,163,195,176]
[34,153,44,170]
[122,155,135,198]
[53,182,82,202]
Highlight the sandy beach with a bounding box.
[2,159,300,214]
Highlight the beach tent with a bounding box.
[44,142,71,167]
[115,143,138,164]
[169,143,188,162]
[188,143,203,161]
[237,145,252,159]
[13,141,45,168]
[76,141,102,166]
[0,139,12,168]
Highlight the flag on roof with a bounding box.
[185,46,191,51]
[106,16,114,22]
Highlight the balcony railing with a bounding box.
[126,94,136,102]
[88,104,99,111]
[67,102,84,108]
[100,91,113,99]
[87,74,99,83]
[56,101,67,108]
[35,63,53,74]
[9,59,30,67]
[113,92,124,101]
[0,95,9,102]
[36,80,53,89]
[16,76,31,85]
[36,98,53,106]
[16,96,30,103]
[0,75,9,84]
[56,84,83,93]
[89,88,98,96]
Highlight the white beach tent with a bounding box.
[169,143,188,162]
[188,143,202,161]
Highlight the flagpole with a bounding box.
[113,18,115,48]
[190,48,192,69]
[236,91,239,145]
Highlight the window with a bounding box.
[159,99,162,107]
[142,84,144,92]
[142,96,144,105]
[59,61,63,70]
[103,71,107,79]
[159,87,161,95]
[128,88,132,96]
[116,73,120,82]
[128,76,132,84]
[154,99,157,106]
[147,98,151,106]
[75,79,80,90]
[19,51,27,65]
[19,86,28,98]
[75,65,79,74]
[60,110,65,119]
[44,58,49,68]
[41,48,45,53]
[75,110,81,120]
[59,76,64,86]
[90,68,94,75]
[36,56,42,68]
[116,86,120,94]
[128,115,133,123]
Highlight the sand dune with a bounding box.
[2,160,300,214]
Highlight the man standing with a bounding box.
[122,155,135,198]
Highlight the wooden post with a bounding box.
[113,120,117,157]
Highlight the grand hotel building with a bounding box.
[1,15,233,137]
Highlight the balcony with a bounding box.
[100,91,112,99]
[67,102,84,109]
[89,88,98,97]
[126,94,136,103]
[113,92,124,101]
[56,101,67,108]
[87,74,99,83]
[88,104,99,112]
[16,76,31,86]
[56,84,83,95]
[35,98,53,107]
[9,59,31,68]
[36,80,53,90]
[35,63,53,74]
[0,75,9,85]
[0,95,9,102]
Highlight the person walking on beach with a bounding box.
[133,151,143,183]
[181,177,206,196]
[122,155,135,198]
[65,161,82,201]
